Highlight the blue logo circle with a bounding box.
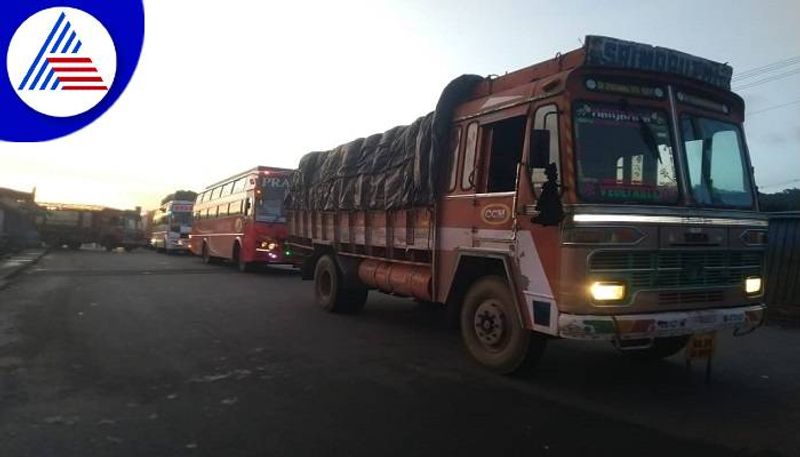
[0,0,144,142]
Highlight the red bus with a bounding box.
[189,166,293,271]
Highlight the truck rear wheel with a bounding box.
[314,255,367,314]
[460,276,546,374]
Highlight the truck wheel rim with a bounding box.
[474,299,506,349]
[319,270,333,298]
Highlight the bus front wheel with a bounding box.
[233,243,252,272]
[202,243,215,265]
[460,276,546,374]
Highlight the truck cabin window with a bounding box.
[681,115,753,208]
[573,102,678,204]
[486,116,526,192]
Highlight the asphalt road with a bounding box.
[0,248,796,457]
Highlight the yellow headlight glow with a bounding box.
[590,282,626,301]
[745,277,762,295]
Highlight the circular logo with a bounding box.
[481,203,511,225]
[7,7,116,117]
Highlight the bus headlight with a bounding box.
[745,276,762,295]
[590,281,626,301]
[260,241,277,251]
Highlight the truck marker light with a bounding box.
[745,277,762,295]
[590,282,626,301]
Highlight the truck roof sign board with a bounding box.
[583,35,733,89]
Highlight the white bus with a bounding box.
[152,198,194,253]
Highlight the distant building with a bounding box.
[0,187,41,253]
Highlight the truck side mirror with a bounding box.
[529,129,550,169]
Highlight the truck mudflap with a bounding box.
[558,304,765,340]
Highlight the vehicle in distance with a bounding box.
[285,35,767,374]
[151,190,196,253]
[189,166,293,271]
[38,203,145,252]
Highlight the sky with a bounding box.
[1,0,798,209]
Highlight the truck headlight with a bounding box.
[590,281,626,301]
[745,276,762,295]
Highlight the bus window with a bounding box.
[230,200,242,215]
[233,178,246,194]
[244,197,252,217]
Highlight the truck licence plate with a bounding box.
[686,332,716,360]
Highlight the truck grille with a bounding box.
[589,250,763,289]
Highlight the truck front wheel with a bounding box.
[461,276,546,374]
[314,255,367,314]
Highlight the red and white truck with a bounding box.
[285,36,767,373]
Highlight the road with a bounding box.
[0,248,796,457]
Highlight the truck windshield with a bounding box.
[574,102,679,204]
[256,180,287,223]
[680,115,754,208]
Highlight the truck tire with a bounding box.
[460,276,546,374]
[620,336,689,362]
[314,254,367,314]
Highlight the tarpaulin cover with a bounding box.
[286,74,483,211]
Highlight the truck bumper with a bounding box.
[558,304,765,340]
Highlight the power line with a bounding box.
[733,67,800,90]
[746,98,800,117]
[733,55,800,81]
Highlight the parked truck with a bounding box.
[285,36,767,374]
[38,203,145,251]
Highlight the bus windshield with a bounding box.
[256,179,288,223]
[574,102,679,204]
[171,212,192,225]
[680,115,754,208]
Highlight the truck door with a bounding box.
[470,114,527,248]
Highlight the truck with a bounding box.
[151,191,196,253]
[96,207,146,252]
[285,36,767,374]
[38,203,145,252]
